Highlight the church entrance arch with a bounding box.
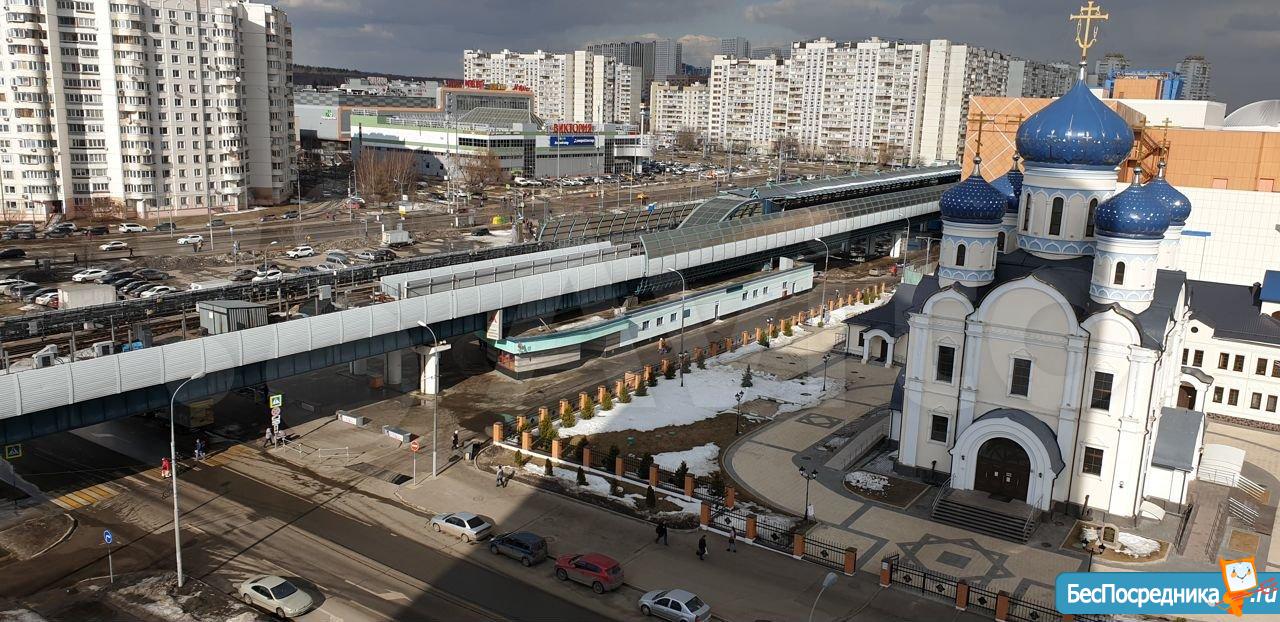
[974,437,1031,501]
[1177,383,1196,409]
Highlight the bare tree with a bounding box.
[459,152,506,193]
[674,128,700,152]
[83,197,127,222]
[355,149,419,202]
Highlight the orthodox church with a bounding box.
[846,26,1212,520]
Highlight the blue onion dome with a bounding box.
[940,157,1007,224]
[1016,81,1134,167]
[1144,160,1191,226]
[1095,167,1171,239]
[988,155,1025,213]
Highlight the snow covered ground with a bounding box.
[554,314,609,331]
[652,443,720,476]
[558,363,827,437]
[712,326,809,363]
[845,471,889,492]
[523,463,644,507]
[804,290,893,326]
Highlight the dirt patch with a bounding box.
[1228,529,1261,555]
[0,514,73,561]
[842,472,930,509]
[581,412,764,465]
[18,571,270,622]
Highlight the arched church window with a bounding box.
[1023,198,1032,230]
[956,243,966,267]
[1049,197,1064,235]
[1086,198,1098,237]
[997,231,1006,251]
[1114,261,1126,285]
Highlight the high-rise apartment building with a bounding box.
[1006,59,1073,98]
[649,81,709,140]
[0,0,295,222]
[719,37,750,59]
[707,56,784,149]
[572,51,616,124]
[1093,52,1130,84]
[750,47,783,60]
[652,39,683,80]
[1175,55,1211,101]
[463,49,574,121]
[614,65,642,125]
[917,40,1011,165]
[587,40,655,102]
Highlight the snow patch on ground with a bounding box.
[558,363,827,436]
[555,314,608,330]
[651,443,720,477]
[523,463,643,507]
[0,610,48,622]
[1117,532,1161,558]
[805,291,892,326]
[845,471,889,492]
[712,326,808,363]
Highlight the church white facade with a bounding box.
[848,76,1221,519]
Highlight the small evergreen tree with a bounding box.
[695,349,706,369]
[538,416,554,445]
[638,452,654,478]
[648,370,658,387]
[663,362,676,379]
[741,365,754,387]
[601,392,614,411]
[576,465,588,486]
[605,444,621,468]
[758,333,770,348]
[708,469,726,498]
[783,319,793,337]
[636,382,649,397]
[515,451,530,467]
[770,324,780,339]
[680,354,691,375]
[645,486,657,509]
[544,457,554,476]
[561,409,577,428]
[672,460,689,485]
[620,383,632,403]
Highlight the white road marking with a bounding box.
[343,578,411,602]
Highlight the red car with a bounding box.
[554,553,624,594]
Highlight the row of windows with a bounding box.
[1185,347,1280,377]
[926,414,1108,476]
[1020,194,1100,238]
[1211,387,1279,412]
[934,345,1113,409]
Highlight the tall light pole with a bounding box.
[666,268,687,387]
[799,465,818,520]
[808,572,839,622]
[168,371,204,588]
[821,352,831,392]
[734,390,744,436]
[262,240,278,271]
[813,237,830,323]
[417,321,444,477]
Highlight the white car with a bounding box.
[251,269,283,282]
[99,240,129,251]
[639,589,712,622]
[176,234,203,245]
[118,223,148,233]
[430,511,492,542]
[285,245,315,258]
[34,292,59,307]
[139,285,177,298]
[238,575,314,618]
[313,262,341,273]
[71,268,109,282]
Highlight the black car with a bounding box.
[155,222,180,232]
[43,230,70,239]
[133,269,168,281]
[0,248,25,259]
[99,270,136,284]
[488,532,548,567]
[112,278,142,291]
[471,227,490,237]
[22,287,57,303]
[83,226,110,236]
[372,249,398,261]
[229,268,257,281]
[121,281,154,295]
[8,283,41,299]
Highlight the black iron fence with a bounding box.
[753,515,796,553]
[889,555,958,600]
[801,534,845,570]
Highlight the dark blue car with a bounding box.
[488,531,548,567]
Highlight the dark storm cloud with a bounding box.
[280,0,1275,108]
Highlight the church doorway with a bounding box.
[1177,383,1197,409]
[974,437,1030,501]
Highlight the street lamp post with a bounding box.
[666,268,687,387]
[168,371,204,588]
[808,572,839,622]
[262,240,278,271]
[813,237,831,322]
[799,466,818,520]
[821,353,831,392]
[734,391,744,436]
[417,321,444,478]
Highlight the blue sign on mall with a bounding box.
[550,135,595,147]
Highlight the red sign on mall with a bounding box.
[463,79,485,89]
[550,122,594,134]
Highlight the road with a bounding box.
[0,424,621,621]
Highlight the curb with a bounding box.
[27,513,77,560]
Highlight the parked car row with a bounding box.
[427,510,710,621]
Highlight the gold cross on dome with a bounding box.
[1070,1,1110,64]
[972,112,988,159]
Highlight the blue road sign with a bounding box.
[103,529,113,544]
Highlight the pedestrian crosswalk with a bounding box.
[50,483,122,510]
[199,443,254,468]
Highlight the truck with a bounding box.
[57,283,117,309]
[189,278,233,291]
[381,229,412,248]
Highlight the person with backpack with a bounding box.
[696,534,708,560]
[654,521,668,545]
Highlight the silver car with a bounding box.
[430,511,492,542]
[638,589,712,622]
[238,575,314,618]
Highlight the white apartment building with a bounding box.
[462,49,573,122]
[1175,55,1211,101]
[917,40,1011,166]
[648,81,708,141]
[707,55,784,150]
[0,0,295,223]
[1006,59,1073,98]
[572,51,615,125]
[614,64,641,125]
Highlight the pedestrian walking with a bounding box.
[696,534,708,560]
[263,427,273,448]
[654,521,668,545]
[501,466,512,487]
[726,526,738,552]
[194,438,206,461]
[451,430,460,451]
[495,467,505,488]
[160,457,171,479]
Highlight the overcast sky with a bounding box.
[278,0,1277,109]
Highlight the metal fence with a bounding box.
[967,583,999,615]
[753,514,796,553]
[801,534,845,570]
[887,554,958,601]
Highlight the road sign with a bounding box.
[269,394,283,409]
[103,529,114,583]
[3,444,20,460]
[410,439,420,452]
[103,529,113,544]
[270,407,282,417]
